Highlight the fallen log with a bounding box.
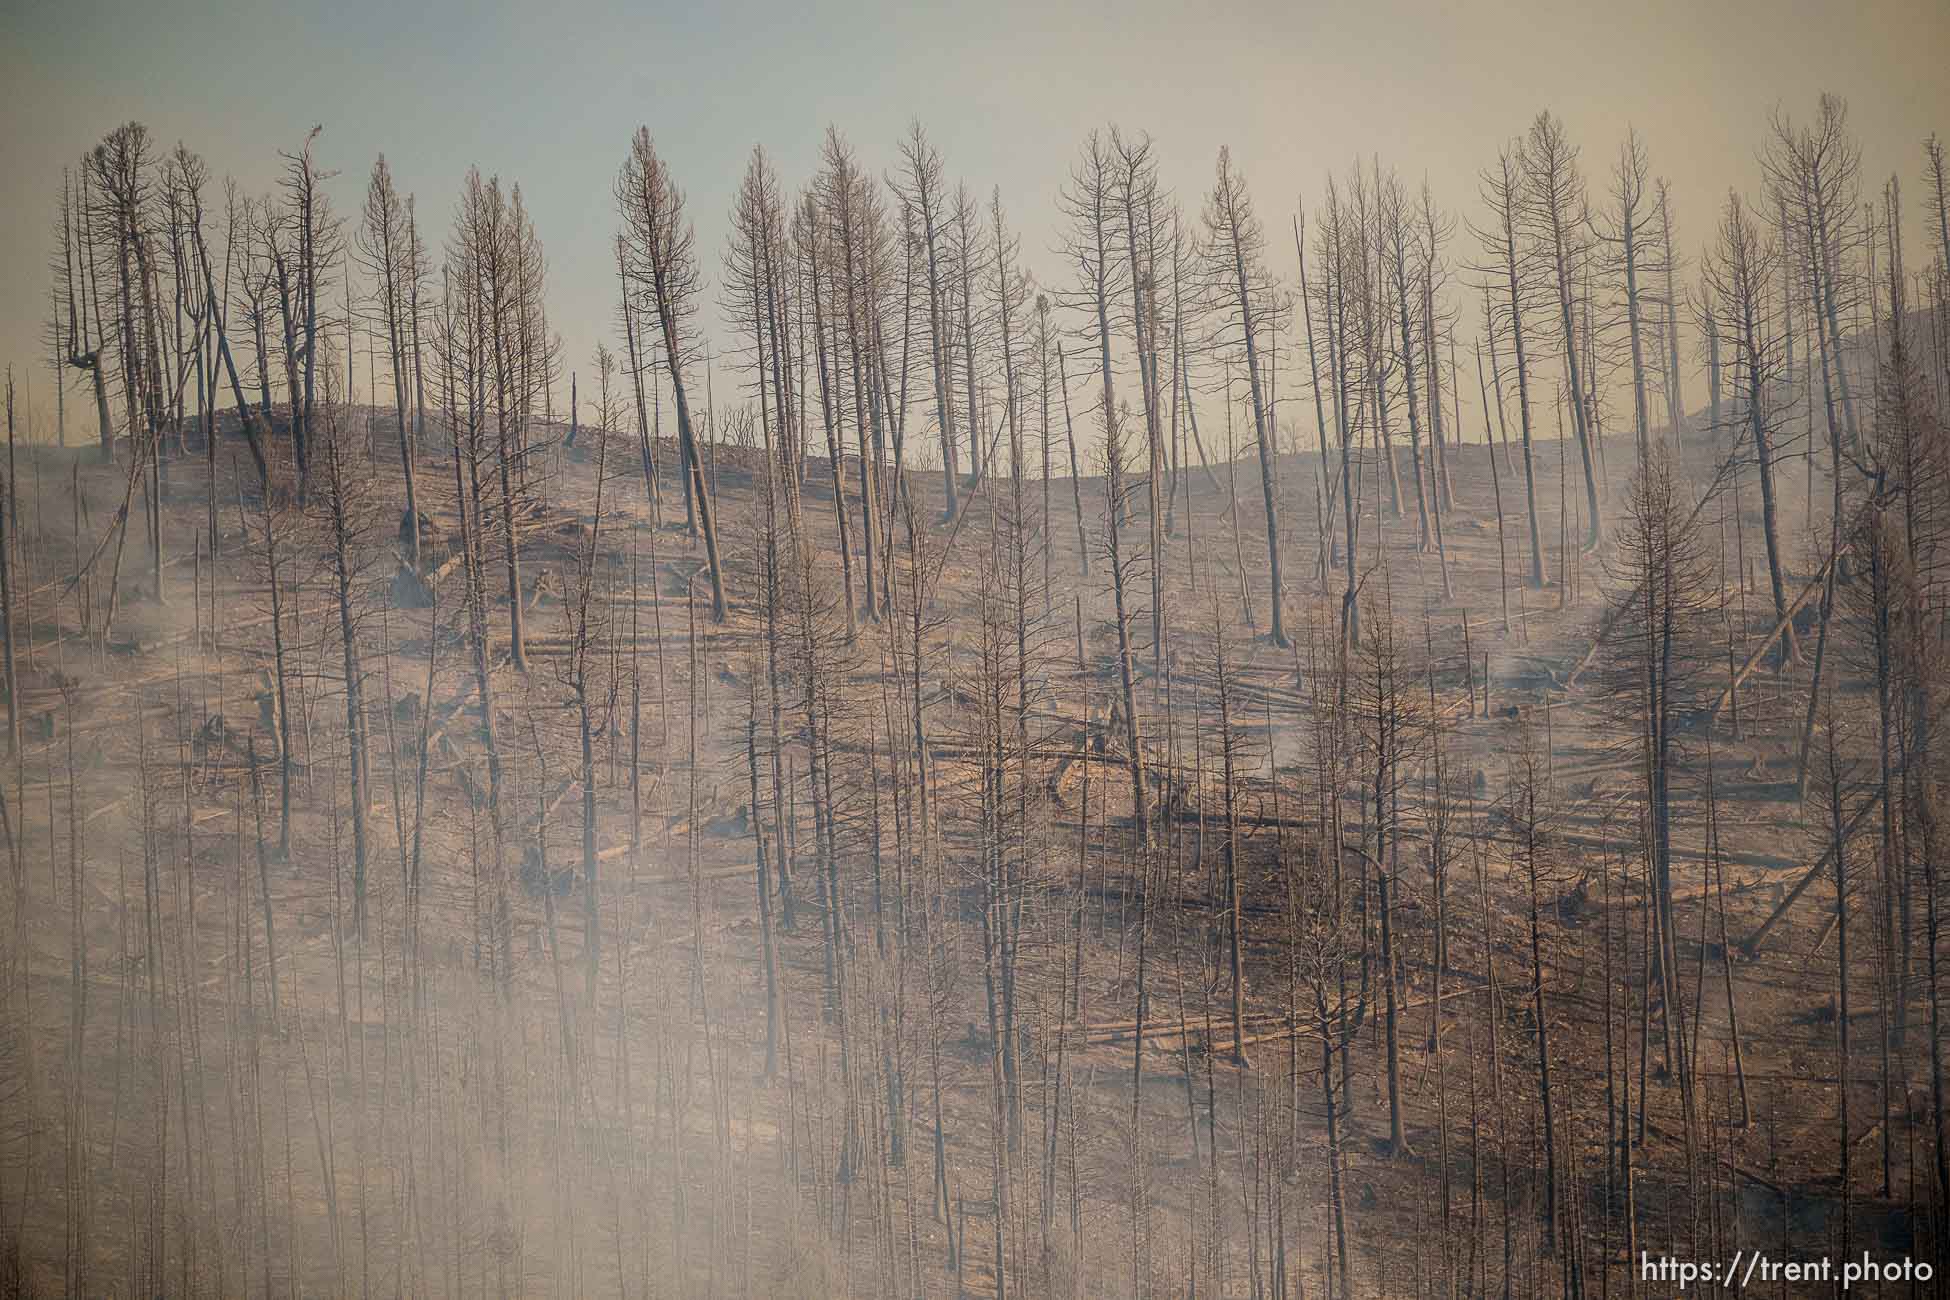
[1154,984,1489,1057]
[1709,551,1840,717]
[1738,785,1883,957]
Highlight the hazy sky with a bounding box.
[3,0,1946,433]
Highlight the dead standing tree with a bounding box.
[1473,147,1549,589]
[815,129,888,624]
[1354,579,1424,1157]
[187,173,272,493]
[989,187,1033,521]
[618,128,729,620]
[1314,178,1366,644]
[439,187,517,990]
[1598,128,1660,469]
[1765,95,1864,455]
[845,134,901,621]
[1062,129,1148,844]
[1834,224,1948,1204]
[1381,172,1435,557]
[564,343,619,1009]
[1112,130,1172,670]
[54,164,120,462]
[1295,199,1339,590]
[451,171,535,669]
[1202,146,1290,647]
[797,189,860,638]
[1294,832,1372,1300]
[0,377,13,758]
[499,183,555,663]
[1521,112,1602,552]
[723,144,805,970]
[1502,715,1565,1257]
[958,184,997,502]
[1059,128,1128,518]
[88,124,169,608]
[317,394,377,939]
[895,121,961,520]
[1207,593,1249,1064]
[1100,389,1149,848]
[1655,180,1686,444]
[357,155,427,567]
[1595,445,1716,1156]
[1865,229,1950,1223]
[1418,183,1459,523]
[1040,294,1090,575]
[1703,192,1797,668]
[274,127,335,505]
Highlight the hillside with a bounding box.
[0,394,1928,1299]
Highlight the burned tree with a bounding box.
[617,128,728,620]
[1596,445,1716,1147]
[1474,147,1549,588]
[896,121,962,520]
[1703,192,1796,667]
[1201,146,1289,647]
[1521,112,1602,551]
[1600,128,1660,467]
[356,155,428,567]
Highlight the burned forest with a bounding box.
[3,43,1950,1299]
